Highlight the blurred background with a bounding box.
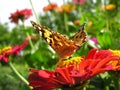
[0,0,120,90]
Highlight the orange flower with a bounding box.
[55,4,76,13]
[73,20,80,25]
[54,7,63,13]
[62,4,76,13]
[101,4,116,11]
[43,3,58,12]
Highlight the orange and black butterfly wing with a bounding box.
[30,21,78,59]
[51,32,78,59]
[72,23,87,47]
[30,21,53,44]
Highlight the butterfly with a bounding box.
[31,21,86,60]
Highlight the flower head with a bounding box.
[101,4,116,11]
[73,20,80,25]
[91,37,98,44]
[43,3,58,12]
[55,4,76,13]
[9,8,32,24]
[72,0,86,4]
[0,39,28,63]
[28,49,118,90]
[88,21,93,27]
[0,36,37,63]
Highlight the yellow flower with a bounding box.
[88,21,93,27]
[101,4,116,11]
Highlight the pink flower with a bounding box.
[72,0,86,4]
[91,38,98,44]
[0,39,28,63]
[0,36,37,63]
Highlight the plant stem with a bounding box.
[64,12,69,33]
[63,0,65,4]
[29,0,40,24]
[8,61,29,85]
[22,22,34,50]
[103,0,109,30]
[26,32,34,50]
[63,0,69,33]
[47,0,51,4]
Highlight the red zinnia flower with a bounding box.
[9,8,32,24]
[28,49,119,90]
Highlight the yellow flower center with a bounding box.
[109,49,120,56]
[109,49,120,71]
[56,57,83,68]
[0,46,12,55]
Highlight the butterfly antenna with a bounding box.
[81,23,86,30]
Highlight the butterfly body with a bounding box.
[31,21,86,59]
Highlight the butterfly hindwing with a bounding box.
[31,21,86,59]
[51,32,79,59]
[72,23,86,46]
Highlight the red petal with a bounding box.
[86,48,97,59]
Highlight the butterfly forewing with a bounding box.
[30,21,86,59]
[31,21,54,44]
